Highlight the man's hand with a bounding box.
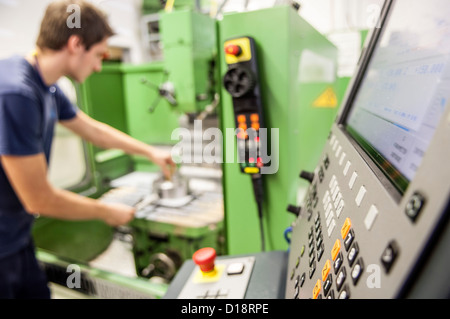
[101,202,136,226]
[147,146,177,180]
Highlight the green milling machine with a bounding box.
[31,1,350,298]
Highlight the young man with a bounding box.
[0,0,176,298]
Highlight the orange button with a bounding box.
[251,123,260,130]
[250,113,259,122]
[312,279,321,299]
[331,239,341,261]
[237,115,246,123]
[341,218,352,239]
[239,123,248,131]
[322,260,331,282]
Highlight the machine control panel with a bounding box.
[177,248,255,299]
[223,36,266,175]
[286,0,450,299]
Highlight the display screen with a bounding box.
[346,0,450,193]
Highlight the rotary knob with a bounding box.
[223,65,256,98]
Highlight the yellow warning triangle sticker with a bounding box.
[313,87,338,108]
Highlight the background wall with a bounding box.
[0,0,384,73]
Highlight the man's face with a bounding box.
[68,38,108,83]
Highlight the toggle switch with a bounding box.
[300,171,315,184]
[287,204,301,217]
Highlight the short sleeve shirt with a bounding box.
[0,55,78,258]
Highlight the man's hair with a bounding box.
[36,0,114,51]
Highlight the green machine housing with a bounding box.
[31,3,350,298]
[218,6,344,254]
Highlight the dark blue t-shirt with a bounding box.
[0,55,78,258]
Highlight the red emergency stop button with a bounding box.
[193,247,216,273]
[225,44,242,56]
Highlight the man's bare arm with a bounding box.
[61,111,176,178]
[0,153,134,226]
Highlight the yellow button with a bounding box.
[244,167,259,174]
[331,239,341,261]
[341,218,352,239]
[322,260,331,282]
[313,279,321,299]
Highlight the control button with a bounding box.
[227,262,245,275]
[334,252,343,274]
[294,286,299,299]
[225,44,242,56]
[348,242,359,267]
[327,219,336,238]
[300,245,305,257]
[332,140,339,151]
[316,229,322,242]
[326,210,334,228]
[343,161,351,176]
[351,258,364,285]
[355,185,367,206]
[322,260,331,282]
[309,261,316,279]
[364,205,379,230]
[341,218,352,240]
[405,192,426,222]
[316,236,323,251]
[237,115,246,123]
[381,240,399,274]
[309,254,315,267]
[295,256,300,269]
[331,239,341,261]
[338,284,350,299]
[295,275,300,288]
[193,247,216,273]
[287,204,301,217]
[313,279,321,299]
[293,284,302,300]
[323,274,333,297]
[300,272,306,287]
[339,152,346,166]
[349,172,358,189]
[329,175,337,189]
[323,155,330,169]
[336,145,342,158]
[325,202,332,218]
[318,167,325,183]
[308,227,314,239]
[336,266,347,291]
[250,113,259,122]
[327,289,335,299]
[300,170,315,184]
[336,199,345,218]
[317,243,325,262]
[344,229,355,251]
[314,213,321,225]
